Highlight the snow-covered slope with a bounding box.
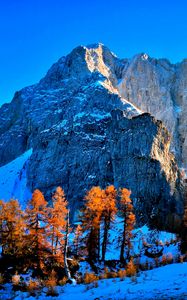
[0,149,32,207]
[60,263,187,300]
[62,263,187,300]
[1,263,187,299]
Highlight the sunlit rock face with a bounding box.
[0,43,185,229]
[116,55,180,165]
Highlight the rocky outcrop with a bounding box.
[109,110,182,229]
[27,108,183,228]
[0,43,185,229]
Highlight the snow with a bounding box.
[0,149,32,208]
[142,53,149,61]
[102,217,177,261]
[54,108,62,114]
[88,175,96,179]
[73,112,111,121]
[68,263,187,300]
[174,105,182,114]
[56,119,67,128]
[120,98,142,115]
[63,263,187,300]
[1,263,187,299]
[74,95,86,102]
[40,120,68,133]
[82,80,105,91]
[73,112,85,120]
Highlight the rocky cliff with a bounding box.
[0,43,185,228]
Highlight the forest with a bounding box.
[0,186,186,296]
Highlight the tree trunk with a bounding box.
[97,224,100,261]
[54,236,58,254]
[88,227,98,262]
[120,218,126,263]
[51,227,54,255]
[64,210,72,281]
[102,216,110,262]
[36,214,40,271]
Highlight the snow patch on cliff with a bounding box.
[0,149,32,207]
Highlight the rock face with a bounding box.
[109,110,182,228]
[116,55,187,171]
[0,43,185,229]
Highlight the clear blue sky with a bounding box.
[0,0,187,105]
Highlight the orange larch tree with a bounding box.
[119,188,136,263]
[0,199,25,257]
[101,185,117,262]
[82,186,105,261]
[47,187,72,280]
[47,187,68,256]
[0,200,7,255]
[25,189,49,270]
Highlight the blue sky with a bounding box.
[0,0,187,105]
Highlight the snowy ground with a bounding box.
[0,150,32,207]
[59,263,187,300]
[98,216,178,263]
[1,263,187,299]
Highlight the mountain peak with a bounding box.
[40,43,119,91]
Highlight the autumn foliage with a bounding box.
[47,187,68,257]
[25,189,49,269]
[0,187,69,277]
[81,186,105,261]
[80,185,135,264]
[0,184,137,285]
[102,185,117,261]
[84,272,99,284]
[119,188,136,263]
[0,199,25,257]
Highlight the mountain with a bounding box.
[0,43,185,229]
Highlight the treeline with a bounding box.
[0,185,135,277]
